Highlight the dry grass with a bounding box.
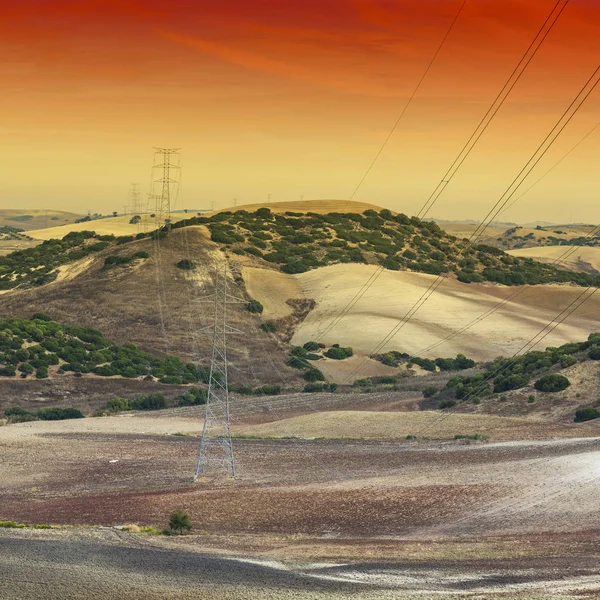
[0,209,82,231]
[231,409,598,441]
[508,246,600,273]
[243,266,301,319]
[214,199,385,215]
[290,264,600,362]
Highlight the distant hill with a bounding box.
[0,209,83,231]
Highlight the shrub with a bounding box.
[528,395,536,403]
[260,321,277,333]
[131,393,167,411]
[176,259,195,270]
[169,510,192,534]
[304,368,325,382]
[246,300,264,314]
[254,385,281,396]
[588,346,600,360]
[324,347,353,360]
[287,356,311,369]
[37,407,84,420]
[177,388,207,406]
[534,374,570,393]
[438,399,457,409]
[106,397,131,412]
[423,386,438,398]
[303,341,321,351]
[574,406,600,422]
[291,346,308,357]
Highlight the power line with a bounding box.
[315,1,570,344]
[410,283,598,440]
[497,119,600,218]
[339,64,600,383]
[414,223,600,358]
[346,0,468,204]
[418,0,570,219]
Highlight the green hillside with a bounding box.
[172,208,600,287]
[0,315,208,384]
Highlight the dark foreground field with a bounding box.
[1,409,600,598]
[2,527,600,599]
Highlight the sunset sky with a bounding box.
[1,0,599,222]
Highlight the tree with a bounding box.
[534,373,570,393]
[169,510,192,534]
[246,300,263,314]
[112,211,118,217]
[574,406,600,422]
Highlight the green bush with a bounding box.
[131,394,167,411]
[303,341,320,351]
[253,385,281,396]
[287,356,311,369]
[177,388,207,406]
[37,407,84,420]
[588,346,600,360]
[260,321,277,333]
[304,368,325,382]
[169,510,192,534]
[106,397,131,412]
[176,259,195,270]
[423,386,438,398]
[291,346,308,357]
[324,346,353,360]
[574,406,600,422]
[438,399,457,409]
[534,374,570,393]
[246,300,264,314]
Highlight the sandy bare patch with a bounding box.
[316,355,399,383]
[290,264,600,364]
[243,266,303,319]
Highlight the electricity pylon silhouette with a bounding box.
[148,147,180,228]
[194,262,244,480]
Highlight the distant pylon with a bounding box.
[129,183,141,215]
[148,148,180,228]
[194,262,244,480]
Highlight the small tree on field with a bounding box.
[246,300,263,314]
[169,510,192,534]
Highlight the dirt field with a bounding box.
[1,408,600,598]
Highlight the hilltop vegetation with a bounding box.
[171,208,600,287]
[0,315,209,384]
[0,208,597,292]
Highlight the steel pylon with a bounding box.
[194,262,244,480]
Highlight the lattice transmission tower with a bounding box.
[129,183,141,215]
[148,147,181,228]
[194,262,244,480]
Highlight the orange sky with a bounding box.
[1,0,599,222]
